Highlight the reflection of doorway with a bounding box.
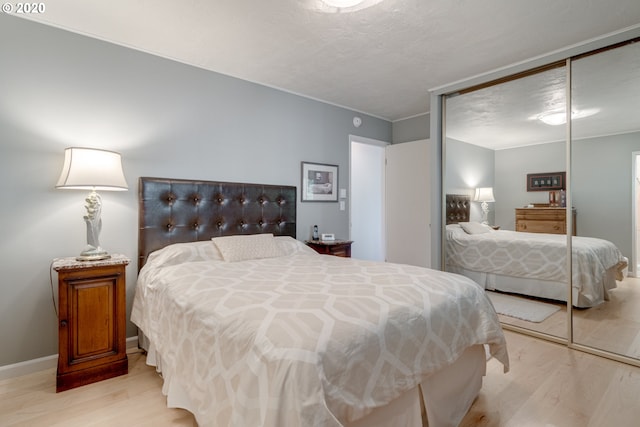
[633,152,640,277]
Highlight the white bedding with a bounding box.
[446,224,627,307]
[132,237,508,427]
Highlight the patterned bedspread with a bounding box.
[132,239,508,427]
[446,226,626,304]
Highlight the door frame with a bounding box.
[632,151,640,277]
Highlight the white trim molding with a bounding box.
[0,336,140,381]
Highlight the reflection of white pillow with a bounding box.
[212,233,284,262]
[445,224,465,238]
[459,222,493,235]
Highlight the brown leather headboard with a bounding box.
[138,177,296,270]
[446,194,470,224]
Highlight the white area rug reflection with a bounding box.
[487,291,560,323]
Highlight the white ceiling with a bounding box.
[16,0,640,124]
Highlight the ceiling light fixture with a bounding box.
[537,111,566,126]
[312,0,382,13]
[322,0,365,7]
[536,108,600,126]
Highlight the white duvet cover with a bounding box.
[446,225,626,306]
[132,237,508,427]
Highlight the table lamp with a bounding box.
[56,147,128,261]
[473,187,495,225]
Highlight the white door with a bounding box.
[386,140,431,267]
[350,137,386,261]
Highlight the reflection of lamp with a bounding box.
[474,187,495,225]
[56,147,128,261]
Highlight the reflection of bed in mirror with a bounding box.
[132,178,509,427]
[445,194,628,308]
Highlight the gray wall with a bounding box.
[0,15,391,366]
[392,113,430,143]
[572,132,639,262]
[444,138,495,224]
[494,142,566,231]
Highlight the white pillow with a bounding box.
[212,233,284,262]
[275,236,319,256]
[145,240,223,268]
[458,222,493,235]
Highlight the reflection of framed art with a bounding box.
[526,171,566,192]
[301,161,338,202]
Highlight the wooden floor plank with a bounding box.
[461,330,640,427]
[1,332,640,426]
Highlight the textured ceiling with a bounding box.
[446,41,640,150]
[15,0,640,123]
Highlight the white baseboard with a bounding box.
[126,335,140,350]
[0,354,58,381]
[0,336,139,381]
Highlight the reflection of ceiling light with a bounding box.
[311,0,382,13]
[537,111,566,126]
[536,108,600,126]
[322,0,365,7]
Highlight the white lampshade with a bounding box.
[473,187,495,203]
[56,147,128,191]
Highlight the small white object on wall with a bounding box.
[339,188,347,198]
[353,117,362,128]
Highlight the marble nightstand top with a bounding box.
[52,254,130,271]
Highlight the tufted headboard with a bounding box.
[138,177,296,271]
[446,194,471,224]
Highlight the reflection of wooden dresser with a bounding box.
[515,207,576,235]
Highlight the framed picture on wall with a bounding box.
[526,171,566,191]
[301,161,338,202]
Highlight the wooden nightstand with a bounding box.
[52,254,129,392]
[305,240,353,258]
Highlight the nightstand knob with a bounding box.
[60,320,67,327]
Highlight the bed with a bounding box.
[131,178,509,427]
[445,194,627,308]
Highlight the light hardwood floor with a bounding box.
[0,349,197,427]
[495,276,640,359]
[2,331,640,426]
[461,330,640,427]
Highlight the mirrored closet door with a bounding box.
[570,40,640,360]
[443,64,568,340]
[438,28,640,364]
